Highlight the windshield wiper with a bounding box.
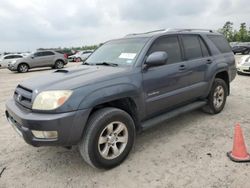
[95,62,118,67]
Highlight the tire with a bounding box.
[76,57,82,62]
[54,60,64,69]
[78,107,136,169]
[17,63,29,73]
[202,78,228,114]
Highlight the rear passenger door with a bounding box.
[180,34,211,99]
[33,51,55,67]
[143,35,193,117]
[42,51,55,66]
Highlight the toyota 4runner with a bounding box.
[5,29,236,169]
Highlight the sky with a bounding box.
[0,0,249,52]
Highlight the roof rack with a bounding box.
[125,28,216,37]
[125,29,166,36]
[166,28,215,33]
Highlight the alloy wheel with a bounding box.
[98,121,128,160]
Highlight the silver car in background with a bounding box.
[8,50,68,73]
[0,54,23,68]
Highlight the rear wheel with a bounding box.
[54,60,64,69]
[17,63,29,73]
[202,78,228,114]
[78,107,135,169]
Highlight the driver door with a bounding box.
[142,35,192,117]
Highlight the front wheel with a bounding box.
[202,78,228,114]
[17,63,29,73]
[78,107,136,169]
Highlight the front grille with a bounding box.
[14,85,33,109]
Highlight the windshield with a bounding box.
[86,38,148,66]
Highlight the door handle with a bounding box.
[206,59,212,64]
[179,64,186,71]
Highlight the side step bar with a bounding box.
[141,101,207,131]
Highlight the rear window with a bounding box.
[182,35,203,60]
[207,35,232,53]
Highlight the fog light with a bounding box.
[31,130,58,139]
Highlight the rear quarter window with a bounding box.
[207,35,232,53]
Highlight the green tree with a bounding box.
[238,23,248,42]
[219,21,234,42]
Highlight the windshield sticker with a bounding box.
[126,60,133,64]
[119,53,137,59]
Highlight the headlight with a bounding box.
[32,90,73,110]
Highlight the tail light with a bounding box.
[64,54,67,59]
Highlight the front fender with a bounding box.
[78,84,139,109]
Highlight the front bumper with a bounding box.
[237,65,250,74]
[5,99,90,147]
[8,64,17,71]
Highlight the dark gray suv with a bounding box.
[5,29,236,169]
[8,50,68,73]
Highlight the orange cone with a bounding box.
[227,124,250,162]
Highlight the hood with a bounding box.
[20,65,130,92]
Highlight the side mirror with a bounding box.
[31,55,34,59]
[145,51,168,67]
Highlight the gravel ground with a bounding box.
[0,57,250,188]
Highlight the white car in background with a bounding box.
[68,50,93,62]
[237,55,250,74]
[0,54,23,68]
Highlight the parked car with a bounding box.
[0,54,23,68]
[237,55,250,74]
[5,29,236,169]
[8,50,68,73]
[232,45,250,54]
[68,50,93,62]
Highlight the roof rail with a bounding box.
[125,28,216,37]
[125,29,166,36]
[166,28,215,33]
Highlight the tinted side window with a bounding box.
[13,55,22,58]
[4,56,13,59]
[149,36,182,64]
[42,51,55,56]
[34,52,42,57]
[207,35,232,53]
[182,35,203,60]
